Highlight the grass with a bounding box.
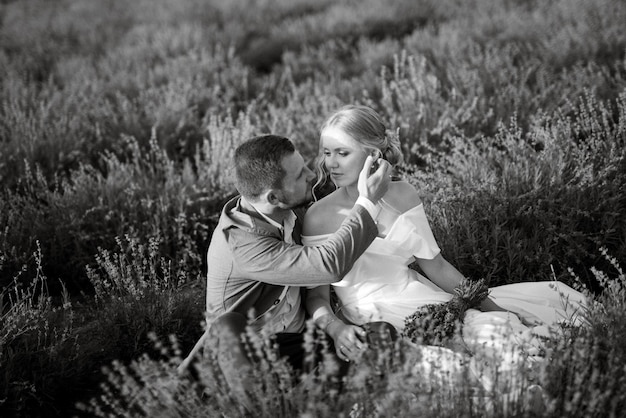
[1,0,625,416]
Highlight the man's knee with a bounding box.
[209,312,254,368]
[209,312,248,342]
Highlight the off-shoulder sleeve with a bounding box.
[385,203,441,260]
[304,203,440,260]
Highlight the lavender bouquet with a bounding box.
[402,278,489,347]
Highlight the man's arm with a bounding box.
[229,156,392,287]
[228,203,376,286]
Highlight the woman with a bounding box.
[302,105,586,373]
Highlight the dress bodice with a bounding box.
[302,201,442,286]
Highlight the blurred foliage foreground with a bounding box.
[1,0,625,416]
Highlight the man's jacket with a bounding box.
[205,195,378,328]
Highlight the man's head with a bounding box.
[234,135,315,209]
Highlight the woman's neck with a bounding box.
[342,184,359,204]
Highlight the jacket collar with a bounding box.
[220,195,283,238]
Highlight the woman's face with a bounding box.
[320,125,371,188]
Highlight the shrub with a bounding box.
[409,91,626,288]
[542,250,626,416]
[0,244,79,416]
[78,324,517,417]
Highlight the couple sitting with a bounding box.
[186,105,586,407]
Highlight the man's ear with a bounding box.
[261,189,280,206]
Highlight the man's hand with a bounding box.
[358,155,392,204]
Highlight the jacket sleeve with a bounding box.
[227,204,377,286]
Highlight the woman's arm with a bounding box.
[306,285,336,323]
[305,285,367,362]
[415,254,463,294]
[416,254,506,312]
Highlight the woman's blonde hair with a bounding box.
[313,105,403,199]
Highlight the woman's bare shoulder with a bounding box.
[384,181,422,213]
[303,191,349,236]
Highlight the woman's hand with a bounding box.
[326,321,367,362]
[511,308,544,327]
[481,298,543,326]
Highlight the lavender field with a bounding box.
[1,0,625,416]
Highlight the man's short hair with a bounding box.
[234,135,295,201]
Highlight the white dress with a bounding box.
[302,200,585,330]
[303,200,587,390]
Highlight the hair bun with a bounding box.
[383,127,403,166]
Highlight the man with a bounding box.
[180,134,391,399]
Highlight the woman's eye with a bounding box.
[338,152,348,157]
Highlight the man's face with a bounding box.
[275,151,316,208]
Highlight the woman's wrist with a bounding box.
[316,314,346,339]
[325,319,344,339]
[316,314,338,333]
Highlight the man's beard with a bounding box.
[290,199,312,210]
[278,188,313,210]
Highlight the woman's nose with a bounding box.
[326,155,338,168]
